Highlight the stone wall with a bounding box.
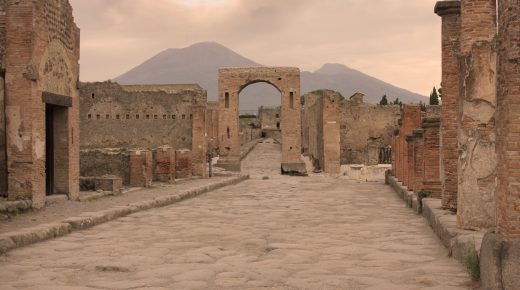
[259,106,280,130]
[80,82,206,150]
[3,0,80,208]
[339,96,401,165]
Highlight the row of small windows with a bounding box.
[87,114,192,120]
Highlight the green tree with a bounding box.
[430,87,440,106]
[393,98,400,105]
[379,94,389,105]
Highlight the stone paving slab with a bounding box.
[0,140,476,289]
[0,175,248,255]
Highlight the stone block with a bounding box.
[94,176,122,194]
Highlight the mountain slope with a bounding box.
[114,42,427,112]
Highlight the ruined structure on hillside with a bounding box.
[0,0,80,208]
[79,82,207,185]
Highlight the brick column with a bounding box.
[457,0,497,229]
[175,149,192,179]
[129,149,152,188]
[392,129,399,176]
[191,105,207,178]
[422,117,442,199]
[496,0,520,241]
[413,130,425,194]
[406,134,416,190]
[435,1,461,210]
[154,146,175,182]
[399,106,422,187]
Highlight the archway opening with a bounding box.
[238,82,281,150]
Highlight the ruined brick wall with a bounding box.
[4,0,80,207]
[259,106,280,130]
[496,0,520,240]
[457,0,497,229]
[80,82,206,150]
[339,100,401,165]
[413,130,425,194]
[435,0,461,210]
[80,148,131,185]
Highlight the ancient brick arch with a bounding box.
[217,67,306,174]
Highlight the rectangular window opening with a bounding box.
[290,92,294,109]
[225,92,230,108]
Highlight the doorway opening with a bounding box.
[45,103,69,195]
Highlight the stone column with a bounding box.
[435,1,461,210]
[457,0,497,229]
[496,0,520,241]
[191,105,207,178]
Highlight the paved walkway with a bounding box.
[0,140,474,289]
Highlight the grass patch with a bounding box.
[463,246,480,282]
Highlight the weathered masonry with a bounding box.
[218,67,306,175]
[339,93,400,165]
[302,92,400,174]
[79,82,208,185]
[301,91,341,174]
[0,0,80,208]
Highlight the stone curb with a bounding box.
[0,175,249,255]
[386,175,420,214]
[386,174,484,265]
[240,138,263,160]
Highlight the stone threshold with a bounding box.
[386,174,484,265]
[0,175,249,255]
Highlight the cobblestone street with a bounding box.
[0,140,473,290]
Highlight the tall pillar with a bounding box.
[496,0,520,241]
[406,134,415,190]
[422,117,442,199]
[191,105,207,178]
[435,1,461,210]
[413,130,425,194]
[457,0,498,229]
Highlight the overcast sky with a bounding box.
[69,0,442,96]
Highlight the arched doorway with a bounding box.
[217,67,306,175]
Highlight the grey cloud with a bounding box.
[70,0,441,95]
